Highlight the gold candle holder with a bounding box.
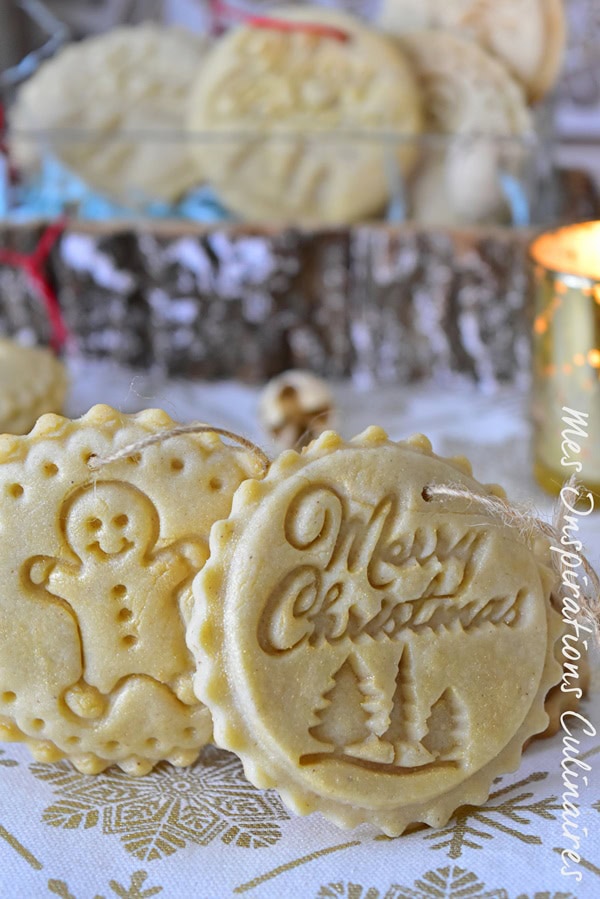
[530,221,600,499]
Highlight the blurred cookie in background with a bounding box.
[376,0,566,102]
[10,23,209,204]
[0,339,68,435]
[399,31,532,225]
[186,7,424,224]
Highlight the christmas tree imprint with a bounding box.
[421,686,468,763]
[376,644,436,767]
[307,656,374,755]
[300,648,464,773]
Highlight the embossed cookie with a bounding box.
[376,0,566,101]
[186,8,423,223]
[0,339,67,435]
[190,429,562,834]
[398,31,531,225]
[11,24,208,202]
[0,405,264,775]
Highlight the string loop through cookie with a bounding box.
[423,478,600,640]
[88,424,271,475]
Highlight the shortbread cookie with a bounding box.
[376,0,566,101]
[409,141,516,227]
[399,32,531,225]
[190,428,562,834]
[0,405,264,775]
[186,8,423,223]
[0,339,67,435]
[11,24,208,202]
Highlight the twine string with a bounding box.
[423,478,600,639]
[87,423,271,475]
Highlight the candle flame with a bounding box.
[531,221,600,282]
[588,349,600,369]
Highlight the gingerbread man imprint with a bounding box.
[22,481,208,718]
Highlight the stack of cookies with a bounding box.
[184,2,556,225]
[10,2,565,225]
[0,406,583,835]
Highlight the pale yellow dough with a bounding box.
[0,339,67,435]
[186,8,423,224]
[189,428,562,834]
[376,0,566,101]
[398,31,531,225]
[0,405,264,774]
[11,24,208,202]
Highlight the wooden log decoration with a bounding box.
[46,221,534,385]
[290,229,353,378]
[0,222,56,346]
[137,226,303,381]
[0,221,544,384]
[0,163,597,384]
[348,226,532,387]
[51,227,152,368]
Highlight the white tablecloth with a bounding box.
[1,360,598,899]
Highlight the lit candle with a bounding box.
[530,221,600,500]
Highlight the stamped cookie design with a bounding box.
[190,429,562,834]
[0,339,67,435]
[11,24,208,202]
[0,405,264,774]
[186,8,423,223]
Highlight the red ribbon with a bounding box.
[208,0,349,41]
[0,218,70,352]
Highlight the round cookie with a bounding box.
[376,0,566,101]
[0,339,67,435]
[399,31,531,225]
[11,24,208,203]
[186,8,423,224]
[189,428,562,835]
[0,405,265,775]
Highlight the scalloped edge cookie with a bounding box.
[0,404,265,775]
[189,427,563,834]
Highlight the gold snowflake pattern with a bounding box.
[375,771,560,859]
[316,866,508,898]
[0,748,18,768]
[515,894,577,899]
[317,885,380,899]
[48,870,162,899]
[423,772,561,858]
[316,869,579,899]
[31,745,289,861]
